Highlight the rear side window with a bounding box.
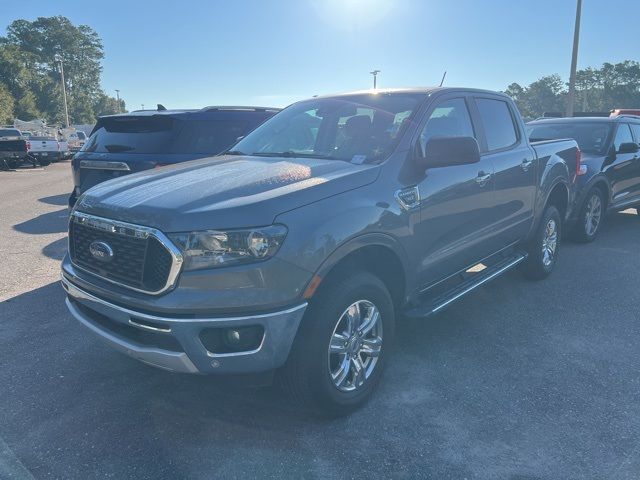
[613,124,634,152]
[475,98,518,151]
[420,98,475,152]
[171,120,250,154]
[628,124,640,144]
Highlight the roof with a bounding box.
[99,105,280,120]
[311,87,510,100]
[528,116,640,125]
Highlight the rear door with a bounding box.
[472,96,537,245]
[413,94,499,287]
[627,122,640,202]
[607,123,639,207]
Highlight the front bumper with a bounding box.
[62,276,307,374]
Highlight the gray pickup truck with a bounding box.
[62,88,579,415]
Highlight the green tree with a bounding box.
[0,82,14,123]
[2,16,104,123]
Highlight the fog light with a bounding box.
[199,325,264,354]
[226,329,241,345]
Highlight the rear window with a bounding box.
[81,113,269,155]
[526,122,613,155]
[0,129,21,137]
[31,136,56,141]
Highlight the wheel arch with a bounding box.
[306,233,411,309]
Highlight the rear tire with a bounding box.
[37,157,51,166]
[572,188,604,243]
[278,271,394,416]
[521,205,561,280]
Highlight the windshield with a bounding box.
[526,122,613,155]
[232,93,425,163]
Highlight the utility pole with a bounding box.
[115,89,121,112]
[370,70,381,89]
[54,54,70,127]
[566,0,582,117]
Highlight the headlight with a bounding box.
[168,225,287,271]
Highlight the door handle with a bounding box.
[521,158,533,172]
[475,171,492,186]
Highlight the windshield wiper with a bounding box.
[250,151,339,160]
[224,150,246,155]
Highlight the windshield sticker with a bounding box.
[351,155,367,165]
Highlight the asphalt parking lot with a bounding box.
[1,162,640,479]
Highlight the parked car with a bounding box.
[27,136,62,165]
[58,137,71,160]
[62,88,578,415]
[610,109,640,117]
[68,106,280,206]
[67,130,87,152]
[527,115,640,241]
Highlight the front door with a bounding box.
[413,96,498,288]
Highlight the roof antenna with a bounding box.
[439,71,447,87]
[157,104,167,111]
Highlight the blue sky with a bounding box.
[2,0,638,109]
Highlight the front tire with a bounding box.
[572,188,604,243]
[521,205,561,280]
[278,271,395,416]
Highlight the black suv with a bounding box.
[70,106,279,206]
[527,115,640,241]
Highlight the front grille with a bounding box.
[69,214,176,293]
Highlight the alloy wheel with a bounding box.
[328,300,383,392]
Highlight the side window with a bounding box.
[628,124,640,145]
[420,98,475,152]
[613,124,634,152]
[475,98,518,151]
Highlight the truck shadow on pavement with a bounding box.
[38,193,69,206]
[12,208,68,235]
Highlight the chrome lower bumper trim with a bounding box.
[61,275,307,374]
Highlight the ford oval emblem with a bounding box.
[89,241,114,262]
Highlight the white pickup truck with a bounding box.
[27,136,60,165]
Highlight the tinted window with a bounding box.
[630,124,640,144]
[476,98,518,150]
[526,122,613,155]
[420,98,475,152]
[171,120,250,154]
[81,114,267,155]
[613,124,634,152]
[0,129,21,137]
[31,136,56,141]
[234,93,424,163]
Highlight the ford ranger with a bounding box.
[61,88,579,415]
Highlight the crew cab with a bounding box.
[62,88,578,415]
[69,106,279,206]
[527,115,640,241]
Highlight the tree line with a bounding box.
[0,16,125,126]
[505,60,640,119]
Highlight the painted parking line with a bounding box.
[0,436,35,480]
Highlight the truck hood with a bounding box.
[75,155,380,231]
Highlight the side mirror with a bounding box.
[417,136,481,169]
[618,142,639,154]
